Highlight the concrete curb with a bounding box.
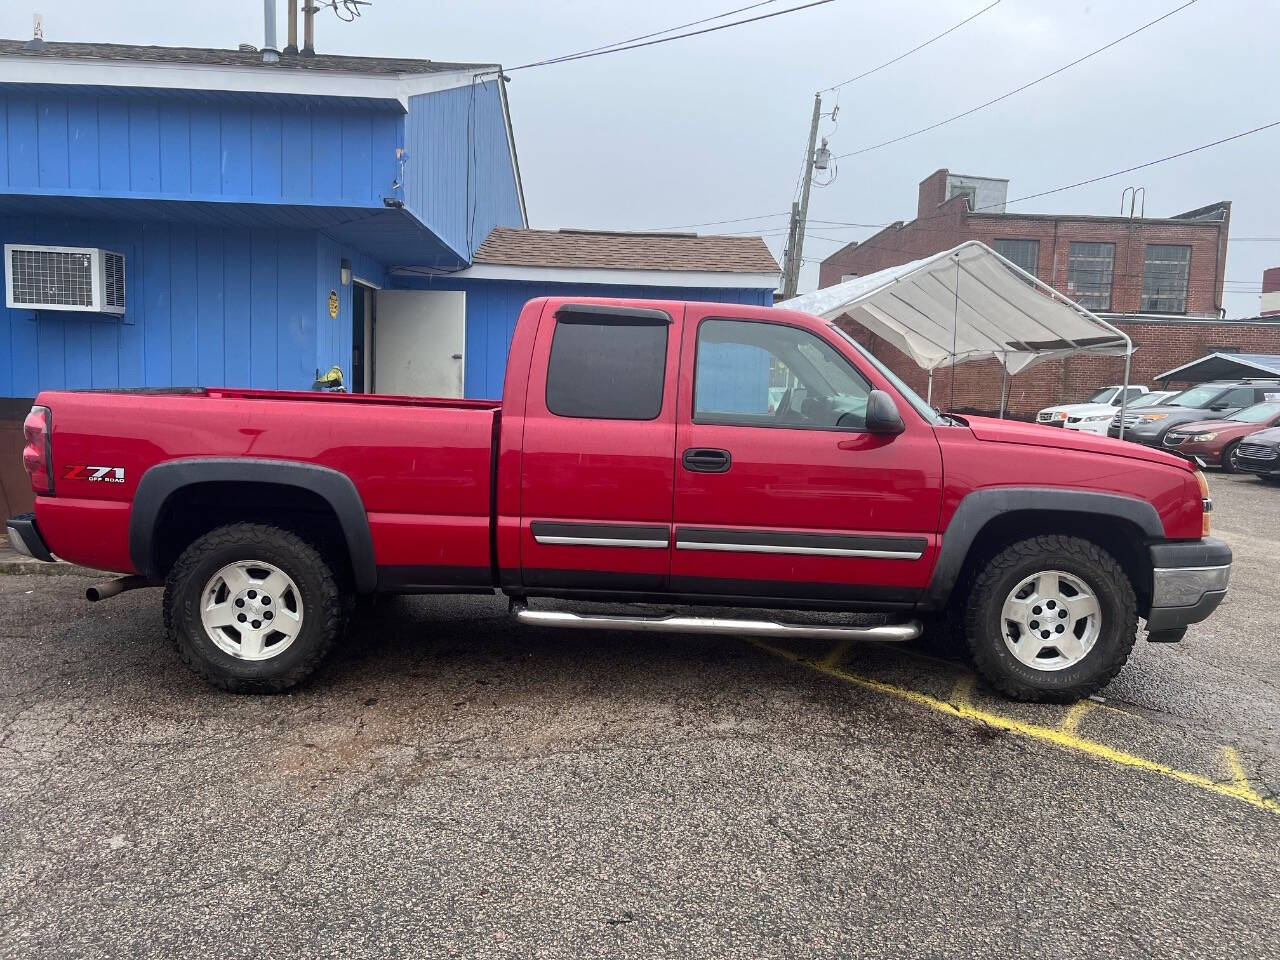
[0,557,103,577]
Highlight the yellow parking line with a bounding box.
[751,638,1279,815]
[949,673,974,707]
[1060,699,1098,735]
[1220,747,1266,806]
[819,639,854,669]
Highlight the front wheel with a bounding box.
[962,535,1137,703]
[1222,441,1241,474]
[163,523,347,693]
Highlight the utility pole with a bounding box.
[780,92,822,300]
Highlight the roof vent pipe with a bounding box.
[262,0,280,63]
[302,1,316,56]
[284,0,299,54]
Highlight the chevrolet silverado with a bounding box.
[8,297,1231,701]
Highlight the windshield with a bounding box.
[1167,385,1227,408]
[1130,392,1169,407]
[830,324,943,425]
[1087,388,1116,403]
[1230,401,1280,423]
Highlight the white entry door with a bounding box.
[373,290,466,397]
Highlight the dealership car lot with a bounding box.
[0,474,1277,959]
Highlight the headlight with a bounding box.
[1084,413,1113,422]
[1189,432,1218,442]
[1140,413,1169,422]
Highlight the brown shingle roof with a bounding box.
[473,228,780,275]
[0,39,492,75]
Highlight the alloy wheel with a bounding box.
[199,560,304,661]
[1000,570,1101,671]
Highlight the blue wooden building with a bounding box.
[0,39,778,513]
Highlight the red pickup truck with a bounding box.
[8,297,1231,702]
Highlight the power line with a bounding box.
[646,211,791,231]
[505,0,789,71]
[831,0,1199,161]
[813,118,1280,243]
[822,0,1001,91]
[999,119,1280,209]
[675,120,1280,247]
[501,0,839,73]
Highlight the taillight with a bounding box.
[22,405,53,495]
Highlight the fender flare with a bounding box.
[129,458,377,594]
[924,487,1164,609]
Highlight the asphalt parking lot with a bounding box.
[1,473,1278,959]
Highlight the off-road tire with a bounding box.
[1222,440,1241,474]
[163,523,346,693]
[963,535,1137,703]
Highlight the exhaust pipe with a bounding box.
[86,575,155,602]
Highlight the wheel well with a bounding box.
[954,510,1153,615]
[149,481,353,587]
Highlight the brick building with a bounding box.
[817,169,1266,417]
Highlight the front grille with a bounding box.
[1111,413,1144,429]
[1037,412,1054,423]
[1239,442,1278,461]
[1163,434,1187,446]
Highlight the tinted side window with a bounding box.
[545,315,668,420]
[694,318,871,430]
[1218,387,1253,409]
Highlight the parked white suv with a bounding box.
[1064,390,1179,435]
[1037,385,1149,428]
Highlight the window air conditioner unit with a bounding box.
[4,244,126,315]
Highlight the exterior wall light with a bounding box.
[340,259,352,286]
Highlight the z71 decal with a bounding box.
[63,465,126,483]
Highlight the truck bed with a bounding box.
[33,388,501,586]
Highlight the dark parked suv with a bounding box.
[1109,380,1280,447]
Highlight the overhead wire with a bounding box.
[821,0,1002,91]
[500,0,839,74]
[519,0,791,67]
[830,0,1200,161]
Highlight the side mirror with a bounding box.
[865,389,905,435]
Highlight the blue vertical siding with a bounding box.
[394,276,774,400]
[0,215,383,397]
[0,90,402,208]
[313,235,387,380]
[402,82,524,260]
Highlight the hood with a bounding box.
[1166,417,1259,437]
[1243,426,1280,444]
[1118,403,1204,418]
[963,415,1193,469]
[1040,402,1115,419]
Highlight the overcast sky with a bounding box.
[6,0,1277,314]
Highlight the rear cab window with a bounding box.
[544,306,671,420]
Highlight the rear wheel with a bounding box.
[1222,441,1241,474]
[163,523,347,693]
[962,535,1137,702]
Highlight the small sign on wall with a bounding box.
[328,290,339,318]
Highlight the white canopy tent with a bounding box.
[780,241,1134,429]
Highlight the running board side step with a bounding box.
[512,605,921,642]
